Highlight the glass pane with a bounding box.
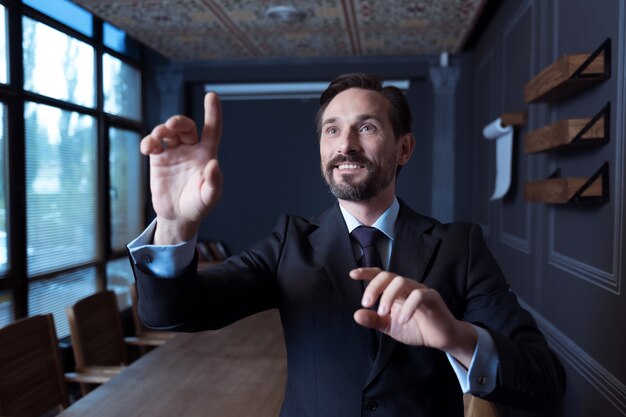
[25,102,98,276]
[23,0,93,37]
[104,22,140,60]
[0,290,11,328]
[23,16,95,107]
[103,53,141,120]
[29,268,97,337]
[110,127,143,251]
[106,257,135,310]
[0,6,8,84]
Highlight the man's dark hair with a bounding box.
[316,73,412,139]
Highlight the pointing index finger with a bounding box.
[201,92,222,159]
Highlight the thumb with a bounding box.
[354,309,389,332]
[200,159,223,210]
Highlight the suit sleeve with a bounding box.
[462,224,566,413]
[130,216,289,332]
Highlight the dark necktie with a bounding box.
[351,226,385,269]
[351,226,385,357]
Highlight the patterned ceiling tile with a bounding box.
[71,0,487,61]
[252,30,352,58]
[73,0,223,33]
[214,0,345,32]
[361,29,462,55]
[355,0,484,28]
[142,31,253,60]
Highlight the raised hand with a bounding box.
[351,268,477,367]
[140,93,223,244]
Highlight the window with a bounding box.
[0,2,145,335]
[106,257,135,311]
[25,102,98,276]
[110,127,143,251]
[22,0,93,37]
[22,17,95,108]
[0,5,8,84]
[103,53,141,120]
[0,290,10,328]
[0,103,7,274]
[29,268,97,337]
[104,22,140,59]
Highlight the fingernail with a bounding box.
[362,294,372,306]
[399,314,408,324]
[377,304,387,315]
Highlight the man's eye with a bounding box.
[326,127,338,134]
[360,124,375,133]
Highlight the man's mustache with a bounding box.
[326,154,371,169]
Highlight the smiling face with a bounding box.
[319,88,413,202]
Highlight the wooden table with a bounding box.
[59,310,286,417]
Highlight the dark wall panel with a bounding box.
[184,73,434,254]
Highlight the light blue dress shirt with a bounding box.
[128,197,499,395]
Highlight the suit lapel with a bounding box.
[366,201,440,385]
[308,204,379,361]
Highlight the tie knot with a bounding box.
[351,226,385,249]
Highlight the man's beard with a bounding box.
[322,154,396,201]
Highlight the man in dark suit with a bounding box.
[129,73,565,416]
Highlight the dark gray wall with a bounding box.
[145,57,440,254]
[469,1,626,416]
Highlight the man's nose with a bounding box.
[337,129,360,154]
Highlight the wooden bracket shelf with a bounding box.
[524,38,611,103]
[500,111,527,127]
[524,162,609,204]
[524,103,609,154]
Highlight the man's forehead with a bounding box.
[321,88,391,123]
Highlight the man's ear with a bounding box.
[397,133,415,166]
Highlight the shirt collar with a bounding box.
[339,197,399,241]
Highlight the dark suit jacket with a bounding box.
[132,200,565,417]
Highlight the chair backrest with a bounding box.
[464,394,501,417]
[0,314,69,417]
[129,283,148,335]
[66,290,128,370]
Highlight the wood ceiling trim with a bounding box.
[340,0,361,55]
[201,0,263,58]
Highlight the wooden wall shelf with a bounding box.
[524,163,609,204]
[524,103,609,154]
[500,111,527,127]
[524,38,611,103]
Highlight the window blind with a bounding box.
[28,268,97,337]
[25,102,99,276]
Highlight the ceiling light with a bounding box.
[265,5,306,23]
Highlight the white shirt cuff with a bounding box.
[127,219,197,278]
[446,325,499,395]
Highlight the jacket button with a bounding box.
[364,399,378,412]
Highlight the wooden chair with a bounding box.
[464,394,501,417]
[0,314,69,417]
[66,290,174,394]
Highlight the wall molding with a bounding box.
[496,0,534,255]
[520,300,626,415]
[499,230,530,254]
[548,250,618,294]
